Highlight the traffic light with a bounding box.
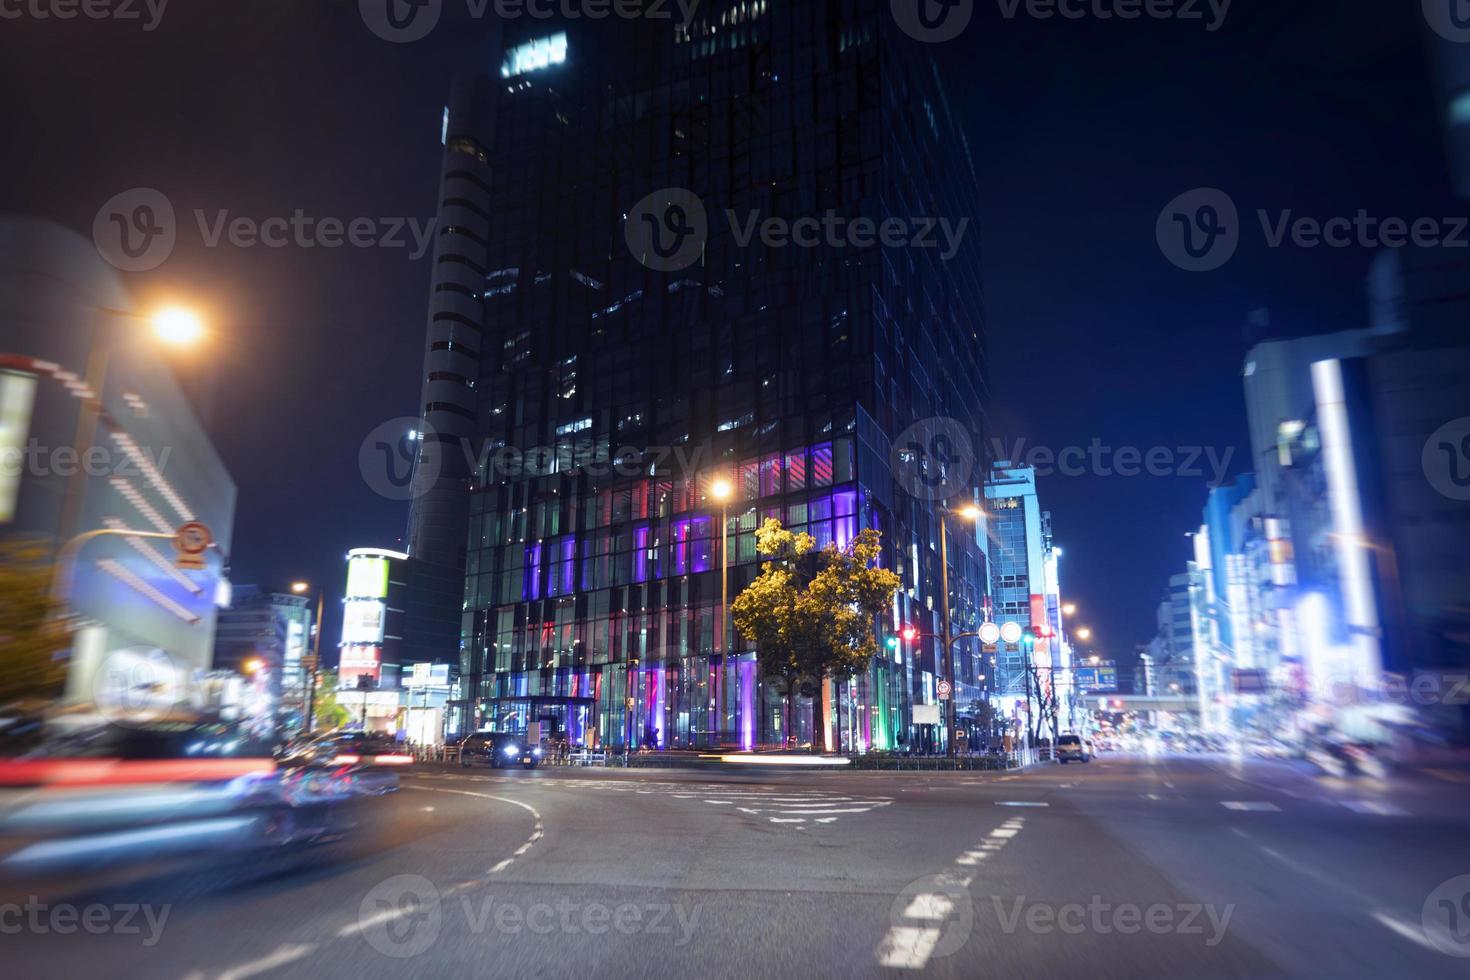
[901,626,919,643]
[1021,629,1037,651]
[885,635,900,651]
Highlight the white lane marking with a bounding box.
[404,784,545,874]
[996,801,1048,807]
[903,894,954,920]
[1341,800,1408,816]
[875,926,942,969]
[1371,911,1443,953]
[1222,801,1280,811]
[877,817,1026,970]
[217,943,316,980]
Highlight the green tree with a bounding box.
[0,538,67,707]
[311,669,351,731]
[731,520,902,751]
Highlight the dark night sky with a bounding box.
[0,1,1456,666]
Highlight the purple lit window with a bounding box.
[811,444,833,487]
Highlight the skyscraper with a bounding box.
[407,2,989,751]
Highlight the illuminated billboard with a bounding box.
[341,599,385,646]
[0,370,37,523]
[346,555,390,599]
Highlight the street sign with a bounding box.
[999,621,1023,645]
[172,521,212,570]
[937,679,953,700]
[978,622,1001,646]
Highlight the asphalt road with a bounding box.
[8,753,1470,978]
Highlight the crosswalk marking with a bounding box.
[1341,800,1408,816]
[1222,801,1280,812]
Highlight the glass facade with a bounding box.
[415,1,990,750]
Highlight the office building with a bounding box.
[0,217,235,706]
[407,3,990,750]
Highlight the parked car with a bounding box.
[459,733,541,769]
[1056,733,1093,763]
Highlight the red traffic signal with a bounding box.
[900,626,919,643]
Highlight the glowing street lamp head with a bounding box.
[1062,602,1077,617]
[241,657,264,676]
[958,504,983,521]
[710,478,733,502]
[151,307,204,346]
[1076,627,1093,642]
[291,581,310,594]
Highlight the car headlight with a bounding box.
[503,744,520,756]
[532,747,542,757]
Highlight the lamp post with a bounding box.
[292,581,324,732]
[711,478,732,653]
[937,503,983,757]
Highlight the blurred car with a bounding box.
[0,718,394,899]
[276,731,413,770]
[1056,733,1093,763]
[459,732,541,769]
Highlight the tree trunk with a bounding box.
[811,674,825,754]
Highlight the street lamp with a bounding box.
[57,303,207,547]
[290,580,326,732]
[1076,627,1093,642]
[710,477,734,749]
[1062,602,1077,618]
[937,502,983,757]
